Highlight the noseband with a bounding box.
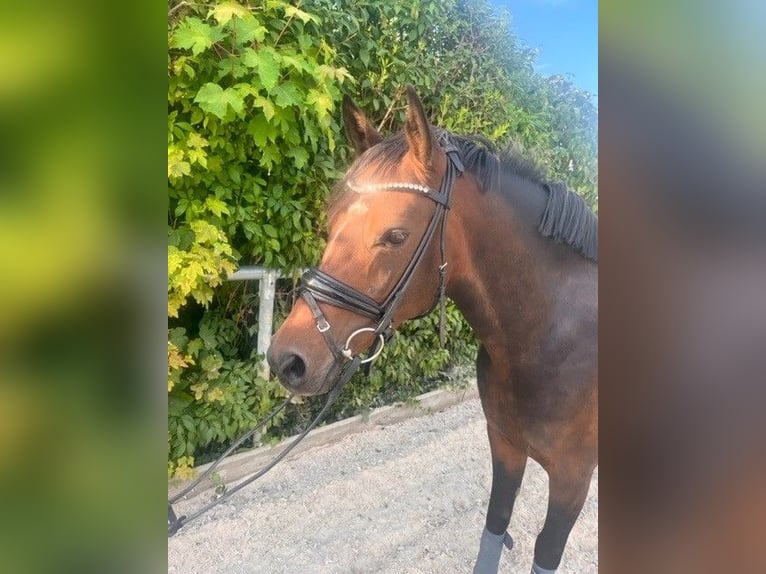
[299,136,465,364]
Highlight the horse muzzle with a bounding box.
[266,342,342,396]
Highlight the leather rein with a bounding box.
[168,138,463,537]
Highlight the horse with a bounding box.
[267,86,598,574]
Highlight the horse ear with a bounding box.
[404,85,432,172]
[343,94,383,155]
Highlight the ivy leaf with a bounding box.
[253,96,275,121]
[216,56,248,80]
[306,88,333,120]
[247,115,278,147]
[286,146,309,169]
[284,5,319,24]
[170,18,224,56]
[272,83,301,108]
[186,132,208,149]
[205,197,230,217]
[262,224,278,238]
[242,47,281,92]
[227,166,241,185]
[167,246,182,275]
[242,220,258,240]
[174,197,190,217]
[209,1,249,24]
[298,34,314,52]
[258,144,280,169]
[280,51,313,74]
[198,322,217,349]
[168,393,193,417]
[168,147,190,179]
[231,14,268,44]
[359,47,370,67]
[187,338,203,357]
[194,82,245,120]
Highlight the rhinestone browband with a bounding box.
[346,181,437,195]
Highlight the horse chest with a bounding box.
[479,349,594,438]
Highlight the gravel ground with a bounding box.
[168,398,597,573]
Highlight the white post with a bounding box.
[228,266,304,380]
[256,269,277,379]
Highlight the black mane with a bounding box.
[342,129,598,262]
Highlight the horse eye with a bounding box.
[382,229,409,246]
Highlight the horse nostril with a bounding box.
[279,353,306,385]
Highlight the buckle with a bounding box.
[316,318,331,333]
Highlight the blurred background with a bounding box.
[600,1,766,572]
[0,0,165,572]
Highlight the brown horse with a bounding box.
[267,87,598,574]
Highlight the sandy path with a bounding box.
[168,398,597,573]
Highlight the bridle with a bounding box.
[168,136,464,537]
[299,135,465,364]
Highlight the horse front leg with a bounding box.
[531,458,595,574]
[473,343,527,573]
[473,424,528,574]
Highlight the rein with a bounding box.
[168,356,362,536]
[167,137,464,538]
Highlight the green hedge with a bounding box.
[167,0,597,477]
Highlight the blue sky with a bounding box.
[490,0,598,100]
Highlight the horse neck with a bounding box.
[446,174,553,357]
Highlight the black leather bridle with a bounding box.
[298,136,465,365]
[167,138,464,538]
